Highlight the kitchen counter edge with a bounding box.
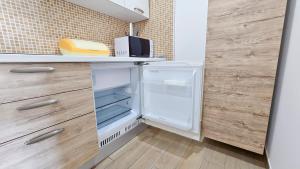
[0,54,166,63]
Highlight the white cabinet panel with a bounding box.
[125,0,149,18]
[110,0,125,6]
[66,0,149,23]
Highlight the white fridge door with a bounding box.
[141,62,203,140]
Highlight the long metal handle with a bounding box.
[134,7,144,14]
[10,67,55,73]
[17,99,58,111]
[25,128,64,145]
[190,70,197,126]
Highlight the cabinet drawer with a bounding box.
[0,113,99,169]
[0,88,94,144]
[0,63,92,104]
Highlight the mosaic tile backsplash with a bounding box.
[0,0,173,60]
[0,0,128,54]
[136,0,173,60]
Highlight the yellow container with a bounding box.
[59,39,111,56]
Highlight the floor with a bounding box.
[94,127,267,169]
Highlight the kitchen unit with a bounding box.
[66,0,149,22]
[0,55,203,168]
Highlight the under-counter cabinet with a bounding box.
[92,62,204,159]
[0,63,99,168]
[0,59,203,168]
[66,0,149,22]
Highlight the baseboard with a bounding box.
[265,148,272,169]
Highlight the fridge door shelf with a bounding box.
[142,81,193,98]
[142,114,193,131]
[141,63,203,140]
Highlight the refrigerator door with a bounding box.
[141,62,203,140]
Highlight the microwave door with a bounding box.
[129,38,142,57]
[140,39,150,57]
[129,36,150,57]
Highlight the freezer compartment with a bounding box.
[92,67,131,91]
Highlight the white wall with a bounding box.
[266,1,300,169]
[174,0,208,63]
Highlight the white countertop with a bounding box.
[0,54,166,63]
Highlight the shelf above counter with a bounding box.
[0,54,166,63]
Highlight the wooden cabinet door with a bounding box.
[0,88,94,144]
[0,63,92,104]
[0,113,99,169]
[203,0,287,154]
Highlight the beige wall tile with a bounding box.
[0,0,173,60]
[0,0,128,55]
[135,0,174,60]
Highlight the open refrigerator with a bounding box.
[91,61,204,159]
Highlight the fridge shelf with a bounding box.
[96,105,132,128]
[95,93,131,109]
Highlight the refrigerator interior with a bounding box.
[91,63,141,148]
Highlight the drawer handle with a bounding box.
[10,67,55,73]
[134,7,144,14]
[25,128,64,145]
[17,99,58,111]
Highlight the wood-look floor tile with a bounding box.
[106,129,159,169]
[93,157,113,169]
[153,132,192,169]
[176,142,205,169]
[94,127,267,169]
[129,130,173,169]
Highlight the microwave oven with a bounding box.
[114,36,153,58]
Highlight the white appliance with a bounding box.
[91,61,204,159]
[114,36,154,58]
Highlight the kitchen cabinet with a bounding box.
[0,88,94,144]
[125,0,149,19]
[0,63,99,169]
[66,0,149,23]
[0,113,98,169]
[110,0,125,6]
[203,0,288,154]
[0,63,91,104]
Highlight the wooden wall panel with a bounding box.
[203,0,287,154]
